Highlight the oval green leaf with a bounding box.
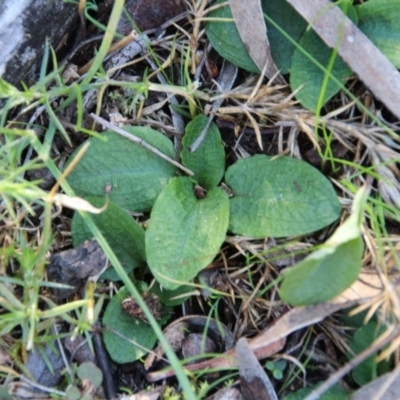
[205,0,259,73]
[181,114,225,189]
[77,362,103,388]
[65,127,176,212]
[280,186,368,305]
[225,155,341,238]
[280,237,363,306]
[146,177,229,290]
[71,197,145,280]
[357,0,400,68]
[103,287,169,364]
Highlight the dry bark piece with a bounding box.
[47,239,107,299]
[0,0,79,86]
[25,342,66,394]
[117,0,187,34]
[236,338,278,400]
[122,293,162,322]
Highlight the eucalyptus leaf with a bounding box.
[205,0,259,73]
[71,197,145,280]
[225,154,341,238]
[357,0,400,68]
[65,127,176,212]
[290,2,357,111]
[146,177,229,290]
[280,186,368,306]
[181,114,225,189]
[102,287,170,364]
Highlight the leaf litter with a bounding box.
[2,0,400,399]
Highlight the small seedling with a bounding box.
[65,362,103,400]
[265,360,287,380]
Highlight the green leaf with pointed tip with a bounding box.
[205,0,259,73]
[181,114,225,189]
[290,31,352,111]
[357,0,400,68]
[225,155,341,238]
[102,287,170,364]
[349,320,391,386]
[290,2,357,111]
[283,384,351,400]
[65,127,176,212]
[71,197,145,281]
[262,0,308,74]
[146,177,229,290]
[280,237,363,306]
[280,186,369,306]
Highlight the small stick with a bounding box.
[89,113,194,176]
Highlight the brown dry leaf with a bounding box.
[146,271,385,381]
[287,0,400,120]
[250,271,385,351]
[229,0,285,84]
[146,327,285,381]
[236,338,278,400]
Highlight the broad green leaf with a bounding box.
[280,186,368,306]
[102,287,170,364]
[262,0,307,74]
[357,0,400,68]
[280,237,363,305]
[181,114,225,189]
[225,155,341,238]
[65,127,176,212]
[205,0,259,73]
[146,177,229,290]
[71,197,145,280]
[349,320,391,386]
[283,384,351,400]
[290,3,357,111]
